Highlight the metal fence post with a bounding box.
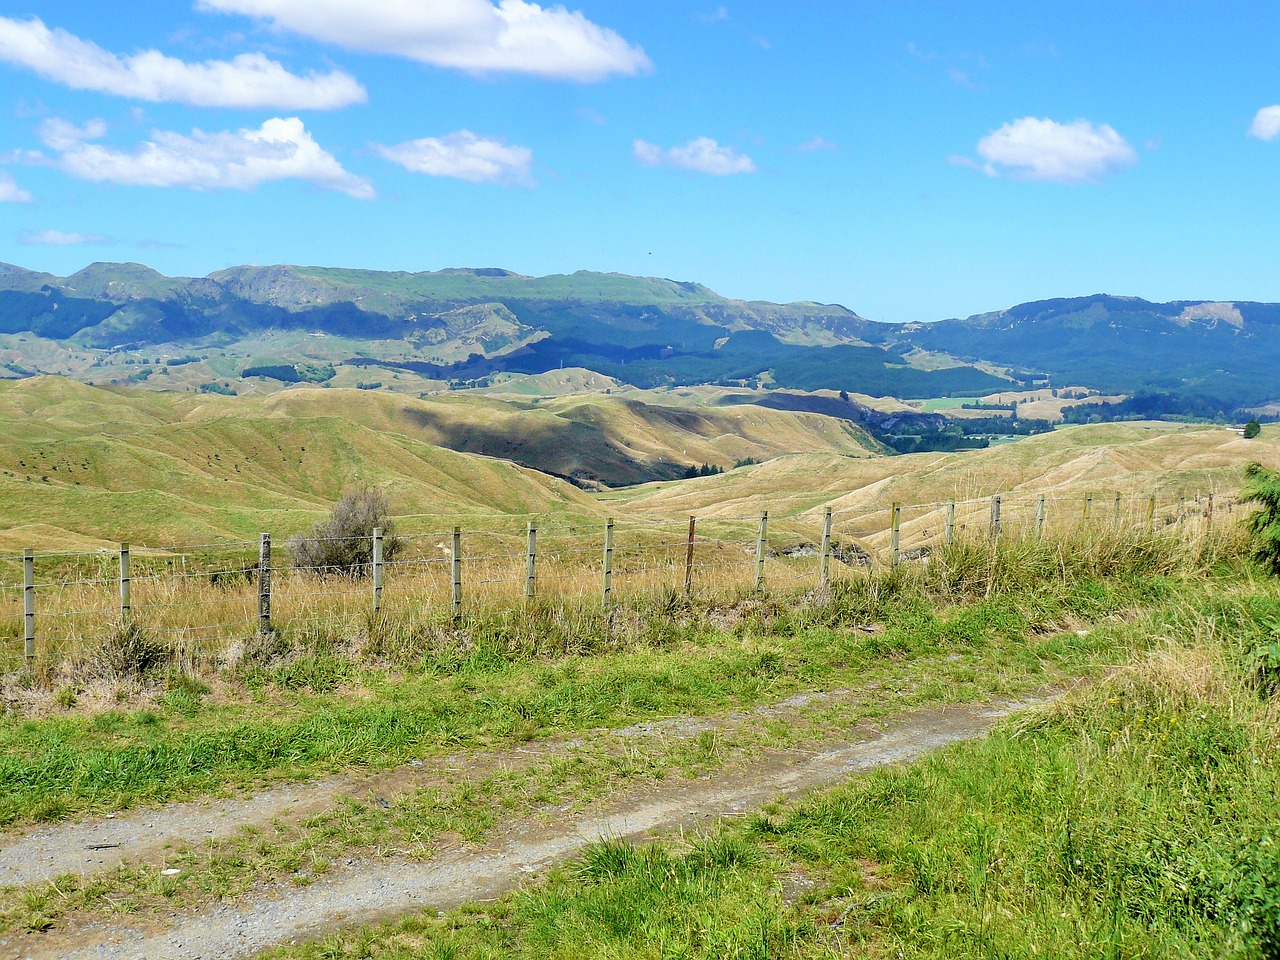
[890,503,901,567]
[754,511,768,592]
[684,516,696,594]
[946,500,956,545]
[119,542,131,622]
[372,527,383,613]
[23,548,34,665]
[990,494,1002,540]
[1084,495,1093,523]
[602,518,614,610]
[451,526,462,621]
[819,506,833,590]
[1035,496,1046,538]
[526,521,537,601]
[257,533,271,633]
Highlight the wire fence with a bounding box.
[0,489,1240,672]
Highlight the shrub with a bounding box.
[1245,418,1262,439]
[1240,463,1280,575]
[288,485,404,577]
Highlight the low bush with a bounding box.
[288,485,404,578]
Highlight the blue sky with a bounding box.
[1,1,1279,322]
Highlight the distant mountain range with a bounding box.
[1,261,1277,411]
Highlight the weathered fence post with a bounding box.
[525,521,537,601]
[371,527,383,613]
[1207,494,1215,530]
[1035,496,1046,538]
[890,502,901,567]
[683,516,696,594]
[990,495,1002,540]
[257,533,271,633]
[23,548,34,665]
[451,526,462,621]
[1113,492,1122,526]
[945,500,956,545]
[1179,496,1187,532]
[1084,495,1093,523]
[602,518,614,610]
[819,506,833,591]
[119,542,131,622]
[1147,494,1156,529]
[754,511,768,592]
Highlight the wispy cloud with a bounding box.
[0,15,365,109]
[29,116,374,198]
[20,229,108,246]
[634,137,756,175]
[908,42,988,90]
[377,131,533,186]
[796,136,836,153]
[0,171,32,202]
[1249,106,1280,141]
[963,116,1137,183]
[198,0,650,82]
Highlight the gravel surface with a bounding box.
[12,693,1054,960]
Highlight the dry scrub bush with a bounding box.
[288,485,404,578]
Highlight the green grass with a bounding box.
[257,572,1280,960]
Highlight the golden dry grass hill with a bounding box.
[0,377,880,549]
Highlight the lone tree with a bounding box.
[1241,463,1280,575]
[1245,417,1262,439]
[289,485,403,577]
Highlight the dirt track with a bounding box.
[3,691,1059,960]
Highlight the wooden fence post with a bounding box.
[1207,494,1215,530]
[683,516,696,594]
[372,527,383,613]
[526,521,537,601]
[890,503,901,567]
[1036,496,1046,538]
[754,512,768,592]
[119,542,131,622]
[990,495,1002,540]
[1179,496,1187,532]
[257,533,271,633]
[819,507,833,590]
[1084,495,1093,522]
[946,500,956,545]
[451,527,462,621]
[1113,492,1122,525]
[602,518,615,610]
[23,548,34,665]
[1147,494,1156,529]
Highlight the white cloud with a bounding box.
[796,136,836,153]
[633,137,756,175]
[377,131,533,185]
[20,229,108,246]
[33,116,374,199]
[974,117,1137,183]
[0,15,364,109]
[197,0,649,81]
[0,171,31,202]
[1249,106,1280,141]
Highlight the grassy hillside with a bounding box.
[0,378,883,549]
[617,421,1280,523]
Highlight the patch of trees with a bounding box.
[1060,391,1228,424]
[241,362,335,384]
[683,463,724,478]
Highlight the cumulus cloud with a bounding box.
[0,171,31,202]
[1249,106,1280,141]
[197,0,649,81]
[20,229,108,246]
[633,137,756,175]
[0,16,364,109]
[377,131,533,185]
[32,116,374,198]
[973,117,1137,183]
